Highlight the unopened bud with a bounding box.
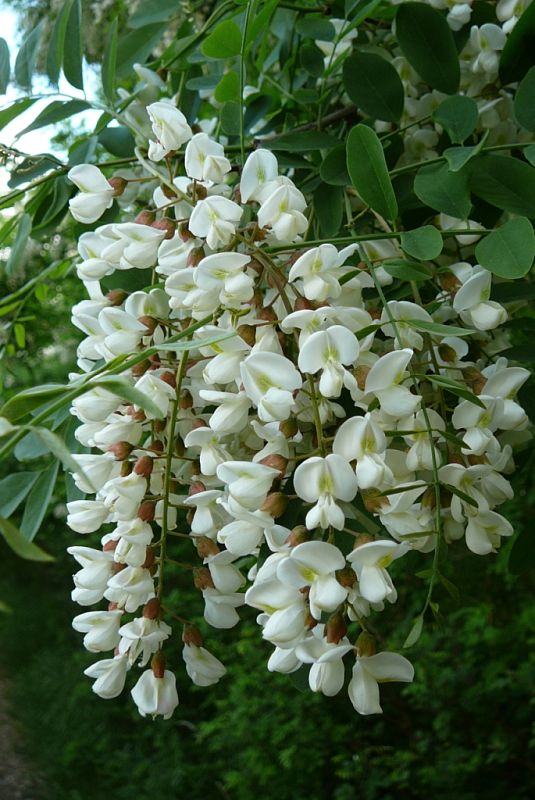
[361,488,388,513]
[160,371,176,389]
[259,454,288,478]
[175,436,185,457]
[152,218,176,239]
[148,439,164,454]
[179,389,193,409]
[260,492,288,518]
[108,176,128,197]
[437,344,457,364]
[102,539,118,552]
[134,455,154,478]
[237,324,256,346]
[286,525,310,547]
[354,365,370,391]
[138,315,158,335]
[143,597,160,619]
[138,501,155,522]
[258,306,277,323]
[196,536,220,558]
[182,623,203,647]
[134,210,156,226]
[335,566,357,588]
[326,611,347,644]
[151,651,166,679]
[131,359,151,378]
[356,631,376,657]
[179,222,195,241]
[189,481,206,496]
[106,289,127,306]
[142,548,155,569]
[193,566,214,590]
[107,441,133,461]
[279,418,298,438]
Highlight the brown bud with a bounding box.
[354,365,371,391]
[152,218,176,239]
[106,289,128,306]
[260,492,288,518]
[134,210,156,226]
[186,246,205,267]
[138,315,158,335]
[421,487,436,509]
[175,436,185,457]
[107,441,133,461]
[286,525,310,547]
[160,371,176,389]
[237,324,256,347]
[258,306,277,323]
[439,272,461,293]
[162,183,177,199]
[189,481,206,496]
[151,651,166,679]
[103,539,118,552]
[179,389,193,409]
[111,562,127,575]
[196,536,220,558]
[142,548,155,569]
[368,307,381,321]
[138,501,155,522]
[143,597,161,619]
[326,611,347,644]
[134,455,154,478]
[109,176,128,197]
[182,623,203,648]
[356,631,376,657]
[148,439,164,454]
[335,566,357,588]
[126,405,146,422]
[193,566,215,590]
[463,366,486,396]
[279,418,298,439]
[259,454,288,478]
[361,488,388,514]
[437,344,457,364]
[305,610,318,630]
[131,359,151,378]
[189,182,207,200]
[179,222,195,241]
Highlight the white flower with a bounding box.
[68,165,114,223]
[288,244,359,302]
[72,610,123,653]
[468,24,506,78]
[99,473,147,521]
[104,566,155,612]
[202,587,245,629]
[134,372,176,419]
[216,460,280,510]
[240,149,279,203]
[147,100,192,159]
[277,541,348,619]
[333,413,392,489]
[364,348,421,417]
[188,196,243,249]
[131,669,179,718]
[348,651,414,715]
[195,252,253,306]
[240,351,303,422]
[296,631,353,696]
[298,325,359,398]
[465,510,514,555]
[380,301,433,350]
[453,266,507,331]
[257,181,308,242]
[66,500,109,533]
[84,655,129,699]
[293,454,358,530]
[347,540,409,604]
[118,617,172,666]
[67,546,114,606]
[182,644,226,686]
[184,133,231,183]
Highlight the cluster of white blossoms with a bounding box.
[63,92,529,720]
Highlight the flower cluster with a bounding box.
[63,65,530,719]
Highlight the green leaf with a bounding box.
[5,214,31,278]
[405,319,475,337]
[31,427,84,476]
[98,125,135,157]
[46,0,73,84]
[17,99,90,136]
[93,376,166,418]
[442,483,478,509]
[220,101,241,136]
[443,131,489,172]
[319,145,350,186]
[116,23,166,76]
[0,384,69,423]
[0,516,54,562]
[0,37,10,93]
[63,0,83,90]
[14,22,44,88]
[403,614,424,648]
[102,18,118,101]
[0,98,37,130]
[414,161,471,219]
[0,472,40,519]
[314,184,343,238]
[128,0,180,28]
[524,143,535,167]
[300,42,324,77]
[470,155,535,217]
[425,374,485,408]
[214,70,240,103]
[514,66,535,132]
[265,131,340,152]
[382,259,433,281]
[499,0,535,84]
[347,124,398,221]
[343,51,404,122]
[475,217,535,279]
[439,574,460,602]
[400,225,443,260]
[296,16,335,40]
[14,322,25,349]
[396,2,459,94]
[20,461,59,542]
[433,95,478,145]
[202,20,242,59]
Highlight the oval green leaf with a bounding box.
[470,155,535,217]
[414,161,471,219]
[347,124,398,222]
[400,225,443,260]
[433,95,478,144]
[475,217,535,279]
[202,20,242,59]
[396,2,460,94]
[499,1,535,84]
[0,517,54,562]
[514,65,535,132]
[343,51,404,122]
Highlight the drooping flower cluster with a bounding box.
[63,66,530,719]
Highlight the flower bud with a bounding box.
[260,492,288,518]
[103,540,118,552]
[138,315,158,335]
[361,488,388,513]
[131,359,151,378]
[286,525,310,547]
[160,371,176,389]
[195,536,220,558]
[142,548,156,569]
[179,222,195,241]
[108,176,128,197]
[138,501,155,522]
[237,325,256,346]
[175,436,185,457]
[148,439,164,454]
[335,566,357,588]
[134,455,154,478]
[107,441,133,461]
[106,289,128,306]
[193,567,215,590]
[134,210,156,226]
[356,631,376,657]
[188,481,206,496]
[151,651,166,679]
[354,365,371,391]
[152,218,176,239]
[437,344,457,364]
[143,597,161,619]
[259,454,288,478]
[182,623,203,648]
[326,611,347,644]
[279,418,298,438]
